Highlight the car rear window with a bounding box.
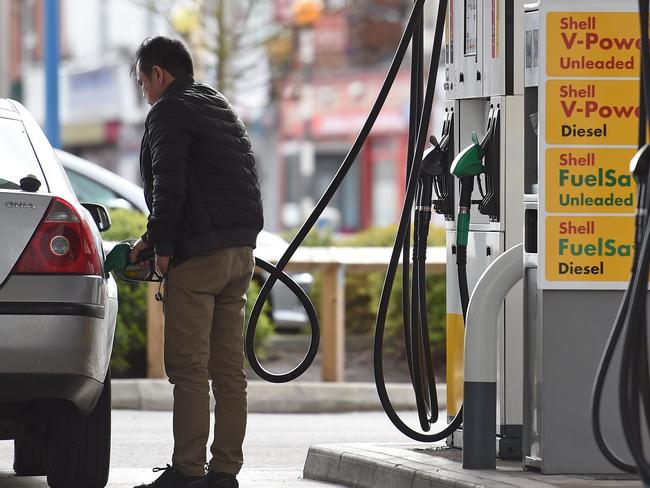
[0,117,47,191]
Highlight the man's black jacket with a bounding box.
[140,75,264,261]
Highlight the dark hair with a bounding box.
[131,36,194,79]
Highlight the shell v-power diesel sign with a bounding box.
[540,9,643,288]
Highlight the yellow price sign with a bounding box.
[546,80,640,145]
[545,148,637,213]
[545,216,634,282]
[546,12,640,77]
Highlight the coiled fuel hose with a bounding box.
[375,0,467,441]
[590,1,650,485]
[245,0,430,383]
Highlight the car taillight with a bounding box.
[13,197,102,275]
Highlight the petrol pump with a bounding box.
[439,0,525,459]
[521,0,648,474]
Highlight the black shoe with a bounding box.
[135,464,203,488]
[188,470,239,488]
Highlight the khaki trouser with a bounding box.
[163,246,254,477]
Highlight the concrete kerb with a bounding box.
[303,444,644,488]
[111,379,447,414]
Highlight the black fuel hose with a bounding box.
[405,1,440,432]
[247,0,465,444]
[253,257,320,381]
[373,0,466,442]
[402,0,425,390]
[410,174,440,430]
[245,0,429,383]
[590,1,650,484]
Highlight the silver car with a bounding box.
[0,99,116,488]
[56,149,313,330]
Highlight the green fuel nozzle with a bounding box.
[450,131,486,178]
[451,131,488,248]
[104,242,131,277]
[104,240,163,282]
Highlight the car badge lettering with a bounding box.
[5,202,36,209]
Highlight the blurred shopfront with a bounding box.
[279,71,411,232]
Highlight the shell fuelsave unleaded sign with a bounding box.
[539,2,640,289]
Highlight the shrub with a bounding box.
[103,209,149,377]
[280,227,334,247]
[245,279,275,358]
[337,223,445,247]
[308,224,447,362]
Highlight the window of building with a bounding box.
[370,137,401,227]
[312,152,360,231]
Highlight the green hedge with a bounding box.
[245,279,275,359]
[103,209,148,377]
[307,224,447,359]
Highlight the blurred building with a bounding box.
[0,2,9,98]
[4,0,443,234]
[273,0,437,232]
[279,70,412,230]
[6,0,168,182]
[5,0,283,230]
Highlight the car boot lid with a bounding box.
[0,191,52,286]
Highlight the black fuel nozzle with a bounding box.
[426,111,455,219]
[414,143,438,261]
[421,137,445,178]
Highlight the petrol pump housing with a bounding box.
[522,0,649,473]
[443,0,525,460]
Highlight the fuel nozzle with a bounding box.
[424,110,455,219]
[104,240,164,282]
[414,136,451,265]
[451,131,486,247]
[421,134,450,178]
[451,131,487,179]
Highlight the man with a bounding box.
[130,36,263,488]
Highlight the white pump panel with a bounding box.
[446,0,524,100]
[444,0,525,460]
[448,0,483,99]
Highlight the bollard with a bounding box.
[463,244,523,469]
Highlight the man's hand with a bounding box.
[130,238,152,265]
[156,255,170,275]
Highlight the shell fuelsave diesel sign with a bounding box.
[539,1,642,289]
